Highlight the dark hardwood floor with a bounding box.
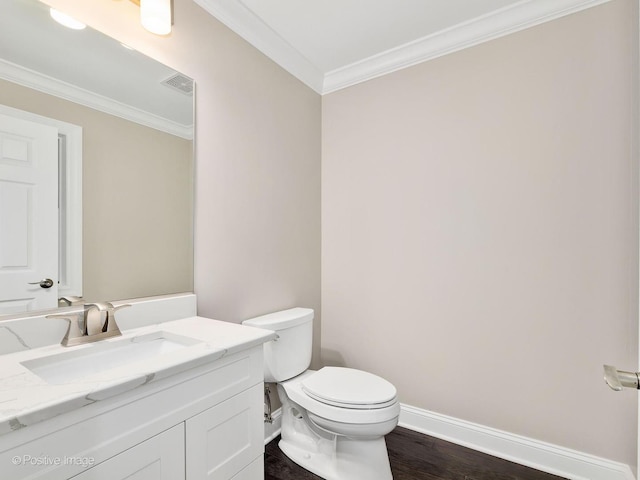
[265,426,567,480]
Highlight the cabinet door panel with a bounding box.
[71,424,185,480]
[186,384,263,480]
[230,456,263,480]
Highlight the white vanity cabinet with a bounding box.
[0,345,266,480]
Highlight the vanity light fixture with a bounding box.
[130,0,173,36]
[49,8,86,30]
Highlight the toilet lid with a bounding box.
[301,367,397,409]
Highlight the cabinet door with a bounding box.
[186,384,263,480]
[231,456,263,480]
[71,424,185,480]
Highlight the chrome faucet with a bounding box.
[47,302,131,346]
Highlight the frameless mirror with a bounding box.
[0,0,194,317]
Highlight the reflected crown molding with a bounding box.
[0,58,193,140]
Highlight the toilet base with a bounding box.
[279,435,393,480]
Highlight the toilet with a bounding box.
[243,308,399,480]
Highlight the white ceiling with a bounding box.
[194,0,611,94]
[239,0,520,72]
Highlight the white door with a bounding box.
[0,112,58,314]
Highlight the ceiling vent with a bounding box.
[161,73,194,96]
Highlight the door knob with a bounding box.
[27,278,54,289]
[603,365,639,391]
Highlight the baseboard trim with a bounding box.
[264,403,633,479]
[399,403,635,480]
[264,407,282,445]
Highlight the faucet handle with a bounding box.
[107,303,130,332]
[46,312,85,346]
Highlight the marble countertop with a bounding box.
[0,316,275,436]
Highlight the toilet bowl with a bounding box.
[243,308,399,480]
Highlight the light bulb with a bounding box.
[50,9,86,30]
[140,0,172,36]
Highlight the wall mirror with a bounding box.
[0,0,194,317]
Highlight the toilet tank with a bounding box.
[242,307,313,383]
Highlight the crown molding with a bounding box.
[194,0,612,96]
[323,0,613,94]
[0,59,193,139]
[193,0,325,93]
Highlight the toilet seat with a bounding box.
[302,367,397,409]
[281,369,400,425]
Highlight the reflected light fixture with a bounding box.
[130,0,173,36]
[49,9,86,30]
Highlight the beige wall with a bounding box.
[322,0,638,466]
[0,78,193,302]
[41,0,322,362]
[39,0,638,468]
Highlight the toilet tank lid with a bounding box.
[242,307,313,330]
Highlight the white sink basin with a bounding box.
[21,331,201,384]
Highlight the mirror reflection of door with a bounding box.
[0,112,58,313]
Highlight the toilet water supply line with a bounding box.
[264,384,273,423]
